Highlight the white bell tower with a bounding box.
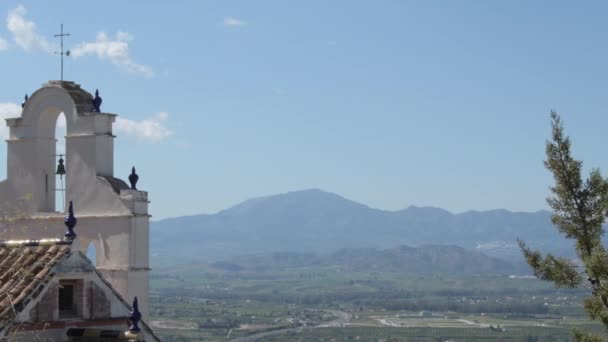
[0,81,151,318]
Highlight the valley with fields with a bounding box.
[147,190,605,341]
[148,260,601,341]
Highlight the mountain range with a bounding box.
[213,245,520,275]
[151,189,572,266]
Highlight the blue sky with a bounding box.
[1,1,608,219]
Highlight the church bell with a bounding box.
[56,156,66,177]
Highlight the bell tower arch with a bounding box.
[5,81,116,213]
[0,81,151,318]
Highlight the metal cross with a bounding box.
[54,24,70,81]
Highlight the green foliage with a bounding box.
[518,240,581,288]
[574,329,606,342]
[519,111,608,341]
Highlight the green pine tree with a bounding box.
[519,111,608,341]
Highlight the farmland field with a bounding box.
[148,263,606,341]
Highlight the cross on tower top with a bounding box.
[54,24,70,81]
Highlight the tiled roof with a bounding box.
[0,239,72,325]
[98,176,130,195]
[45,81,95,114]
[0,237,161,341]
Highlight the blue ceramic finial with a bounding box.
[21,94,28,108]
[128,166,139,190]
[128,296,142,333]
[92,89,103,112]
[64,201,77,239]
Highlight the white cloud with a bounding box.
[0,102,22,138]
[0,37,8,51]
[71,31,153,78]
[6,5,54,52]
[223,17,246,27]
[114,112,172,142]
[4,6,152,77]
[0,106,172,143]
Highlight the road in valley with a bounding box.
[317,310,352,327]
[226,327,304,342]
[227,310,351,342]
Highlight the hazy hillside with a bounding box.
[219,245,519,275]
[151,189,569,265]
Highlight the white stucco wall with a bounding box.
[0,81,151,318]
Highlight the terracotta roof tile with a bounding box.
[0,239,72,324]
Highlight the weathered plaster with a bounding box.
[0,81,150,317]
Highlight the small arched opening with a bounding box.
[55,113,67,212]
[86,241,97,265]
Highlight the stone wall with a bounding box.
[88,281,110,319]
[31,284,57,322]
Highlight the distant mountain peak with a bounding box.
[151,189,564,265]
[401,205,454,215]
[219,188,374,217]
